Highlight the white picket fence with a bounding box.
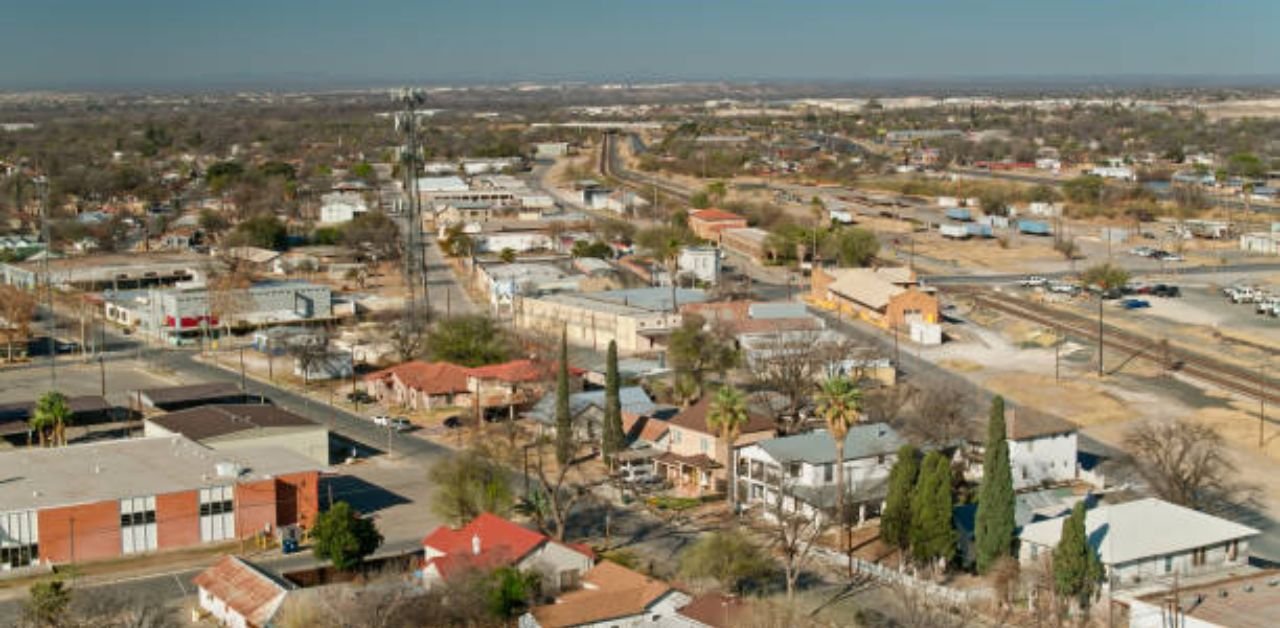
[813,547,977,606]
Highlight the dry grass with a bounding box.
[938,358,984,373]
[983,372,1132,427]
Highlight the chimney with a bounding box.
[472,534,481,555]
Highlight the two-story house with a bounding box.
[965,408,1080,490]
[657,396,776,496]
[422,513,595,596]
[736,423,906,523]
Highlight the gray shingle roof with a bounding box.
[758,423,906,465]
[526,386,655,425]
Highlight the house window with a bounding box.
[1164,556,1173,573]
[1226,540,1239,561]
[700,437,709,453]
[823,463,834,483]
[1192,547,1207,567]
[1029,545,1038,560]
[0,510,39,568]
[199,486,236,542]
[119,496,158,554]
[788,462,801,478]
[558,569,581,591]
[877,454,886,465]
[673,430,682,444]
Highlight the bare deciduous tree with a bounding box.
[1124,419,1258,515]
[902,376,977,447]
[0,284,37,362]
[525,432,594,542]
[764,483,831,600]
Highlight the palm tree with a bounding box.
[31,391,71,447]
[706,385,749,510]
[816,375,863,572]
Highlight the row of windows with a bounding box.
[1,544,38,569]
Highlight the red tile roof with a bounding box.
[466,359,585,383]
[421,513,596,583]
[192,556,291,627]
[690,209,746,223]
[364,361,471,396]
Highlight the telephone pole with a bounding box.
[393,88,430,321]
[35,175,55,390]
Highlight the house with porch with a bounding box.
[735,423,905,524]
[364,361,472,410]
[657,395,776,496]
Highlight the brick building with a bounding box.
[810,266,939,330]
[0,436,320,569]
[688,209,748,243]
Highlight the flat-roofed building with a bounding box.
[144,404,329,464]
[0,252,206,291]
[105,281,333,344]
[134,382,251,412]
[0,436,321,568]
[514,288,706,355]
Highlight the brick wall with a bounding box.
[235,479,279,538]
[885,289,939,329]
[156,490,200,551]
[37,500,122,563]
[274,471,321,529]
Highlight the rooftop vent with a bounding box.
[215,462,241,478]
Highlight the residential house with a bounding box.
[688,209,748,243]
[522,561,691,628]
[225,246,282,272]
[466,359,584,416]
[318,191,368,225]
[364,361,472,410]
[736,424,905,523]
[810,266,939,330]
[1018,498,1259,590]
[193,555,294,628]
[526,386,655,444]
[659,395,776,495]
[422,513,594,595]
[653,246,721,286]
[515,288,707,355]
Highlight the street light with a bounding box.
[33,175,55,390]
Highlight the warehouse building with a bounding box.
[0,436,321,569]
[144,405,330,465]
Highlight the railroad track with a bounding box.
[599,132,693,202]
[947,286,1280,406]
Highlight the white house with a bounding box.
[736,424,905,523]
[475,231,554,254]
[1006,409,1079,489]
[318,191,368,224]
[193,555,293,628]
[677,246,721,285]
[1018,498,1259,590]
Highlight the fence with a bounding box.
[813,547,977,607]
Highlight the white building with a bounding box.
[474,231,554,254]
[1241,231,1280,255]
[1090,165,1136,182]
[1018,498,1258,590]
[318,191,368,224]
[736,424,906,523]
[1006,409,1079,489]
[194,556,293,628]
[677,246,721,285]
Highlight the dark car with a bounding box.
[1152,284,1181,298]
[346,390,375,404]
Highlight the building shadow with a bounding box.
[321,474,412,515]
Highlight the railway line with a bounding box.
[948,286,1280,408]
[599,132,693,202]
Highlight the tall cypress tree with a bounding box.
[554,328,573,465]
[908,452,955,568]
[1053,501,1104,611]
[601,340,624,463]
[975,395,1016,573]
[881,444,920,551]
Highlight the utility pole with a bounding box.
[239,346,247,392]
[1097,296,1105,377]
[35,175,55,390]
[394,88,429,320]
[1260,358,1268,449]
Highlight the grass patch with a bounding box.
[646,496,704,511]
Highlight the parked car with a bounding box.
[347,390,375,404]
[1151,284,1181,298]
[371,414,392,427]
[1129,246,1155,257]
[388,418,412,432]
[1120,298,1151,310]
[1229,287,1259,303]
[1018,275,1048,287]
[1126,282,1153,295]
[1047,281,1079,295]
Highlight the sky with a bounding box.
[2,0,1277,89]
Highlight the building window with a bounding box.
[0,510,39,568]
[199,486,236,543]
[119,496,158,554]
[877,454,886,465]
[700,437,709,453]
[823,463,834,483]
[1192,547,1207,567]
[788,462,801,478]
[1164,556,1173,573]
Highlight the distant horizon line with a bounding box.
[4,72,1280,95]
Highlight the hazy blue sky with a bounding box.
[2,1,1277,88]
